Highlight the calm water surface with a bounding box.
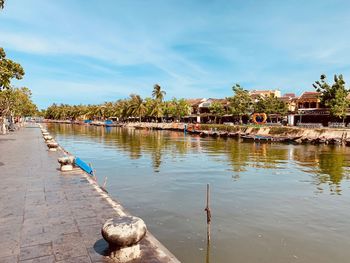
[47,124,350,263]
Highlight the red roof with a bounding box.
[283,93,296,97]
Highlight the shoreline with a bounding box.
[45,120,350,146]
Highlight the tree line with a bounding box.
[44,84,290,123]
[44,74,350,124]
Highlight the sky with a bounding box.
[1,0,350,109]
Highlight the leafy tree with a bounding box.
[313,74,350,122]
[0,0,4,9]
[0,48,25,90]
[0,87,37,117]
[168,98,191,121]
[228,84,253,123]
[253,94,288,121]
[209,101,225,124]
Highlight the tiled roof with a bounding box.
[299,91,320,99]
[250,90,279,94]
[208,98,230,105]
[283,93,296,97]
[185,98,205,106]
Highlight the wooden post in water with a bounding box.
[205,183,211,263]
[205,183,211,241]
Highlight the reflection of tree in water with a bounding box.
[248,142,288,169]
[47,124,350,188]
[225,141,289,180]
[293,145,350,195]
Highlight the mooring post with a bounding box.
[205,183,211,263]
[205,183,211,242]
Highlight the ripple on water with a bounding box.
[47,124,350,263]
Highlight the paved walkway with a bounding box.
[0,126,179,263]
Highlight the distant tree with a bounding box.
[150,100,164,121]
[0,48,25,90]
[228,84,253,123]
[209,101,225,123]
[253,94,288,122]
[313,74,350,122]
[0,0,4,9]
[152,84,166,102]
[128,94,147,121]
[151,84,166,122]
[168,98,190,121]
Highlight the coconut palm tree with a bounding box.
[128,94,147,122]
[152,84,166,102]
[151,84,166,122]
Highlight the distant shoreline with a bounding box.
[44,120,350,146]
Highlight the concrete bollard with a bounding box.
[57,156,75,171]
[101,216,147,262]
[47,141,59,151]
[43,135,53,141]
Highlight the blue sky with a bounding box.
[1,0,350,109]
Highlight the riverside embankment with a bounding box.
[0,125,180,263]
[44,120,350,145]
[125,122,350,145]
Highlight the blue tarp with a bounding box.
[75,157,93,175]
[84,120,92,123]
[105,120,113,125]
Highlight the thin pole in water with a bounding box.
[205,183,211,263]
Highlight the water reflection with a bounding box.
[48,124,350,194]
[292,145,350,194]
[48,124,350,263]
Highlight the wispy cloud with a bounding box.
[2,0,350,108]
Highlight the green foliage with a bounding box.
[167,98,191,120]
[44,85,169,121]
[228,84,253,121]
[128,94,147,120]
[199,124,240,132]
[209,101,225,123]
[0,47,25,90]
[0,87,37,117]
[313,74,350,121]
[253,94,288,116]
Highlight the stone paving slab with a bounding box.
[0,126,180,263]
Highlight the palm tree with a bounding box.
[128,94,147,122]
[152,84,166,102]
[150,100,163,121]
[151,84,166,122]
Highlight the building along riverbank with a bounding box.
[0,125,179,263]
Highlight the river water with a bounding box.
[47,124,350,263]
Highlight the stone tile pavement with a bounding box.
[0,126,180,263]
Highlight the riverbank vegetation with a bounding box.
[44,84,290,123]
[44,74,350,124]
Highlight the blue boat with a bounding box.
[75,157,93,175]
